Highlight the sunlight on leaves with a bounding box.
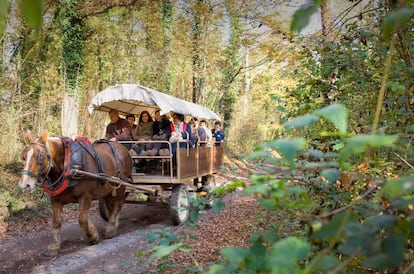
[313,104,348,135]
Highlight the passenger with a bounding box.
[134,110,154,155]
[189,119,199,148]
[147,110,172,156]
[105,110,133,149]
[126,114,138,139]
[169,113,191,155]
[211,120,225,145]
[199,119,212,146]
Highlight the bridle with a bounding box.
[21,141,56,186]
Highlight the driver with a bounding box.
[105,109,133,143]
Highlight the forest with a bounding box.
[0,0,413,273]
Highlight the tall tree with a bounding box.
[162,0,173,93]
[58,0,86,137]
[1,0,21,86]
[219,1,242,124]
[191,0,204,103]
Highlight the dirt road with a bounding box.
[0,202,174,273]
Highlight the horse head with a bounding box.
[19,130,54,192]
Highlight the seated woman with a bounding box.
[146,110,172,156]
[188,119,199,148]
[133,110,154,155]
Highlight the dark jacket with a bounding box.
[105,118,133,141]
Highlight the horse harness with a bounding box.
[22,137,126,196]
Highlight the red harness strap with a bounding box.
[42,137,72,196]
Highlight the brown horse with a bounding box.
[19,130,132,255]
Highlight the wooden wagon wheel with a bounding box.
[170,184,190,225]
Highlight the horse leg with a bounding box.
[47,199,63,256]
[78,197,99,245]
[104,187,125,238]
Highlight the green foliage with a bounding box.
[290,0,322,33]
[381,176,414,199]
[0,0,9,37]
[338,134,398,168]
[207,104,413,273]
[20,0,42,29]
[0,0,43,37]
[263,138,306,167]
[58,0,85,94]
[382,7,414,42]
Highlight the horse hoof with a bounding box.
[88,234,100,245]
[104,230,118,239]
[44,244,60,257]
[43,249,59,257]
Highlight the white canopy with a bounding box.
[87,84,221,121]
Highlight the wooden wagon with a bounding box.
[87,84,224,225]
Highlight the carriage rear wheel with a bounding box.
[170,184,190,225]
[98,198,109,222]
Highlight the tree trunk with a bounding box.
[2,0,22,86]
[61,94,78,138]
[320,0,335,43]
[162,0,173,93]
[243,46,250,117]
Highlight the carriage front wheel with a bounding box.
[170,184,190,225]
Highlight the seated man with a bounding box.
[105,110,133,149]
[211,120,225,145]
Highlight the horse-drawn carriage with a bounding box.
[19,84,224,255]
[88,84,224,225]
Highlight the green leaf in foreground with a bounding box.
[313,104,348,135]
[382,7,414,42]
[148,243,183,262]
[309,254,340,271]
[321,168,340,183]
[270,237,311,270]
[220,246,250,263]
[290,0,322,33]
[21,0,43,29]
[265,138,306,166]
[283,114,319,130]
[381,176,414,199]
[338,134,398,165]
[0,0,9,38]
